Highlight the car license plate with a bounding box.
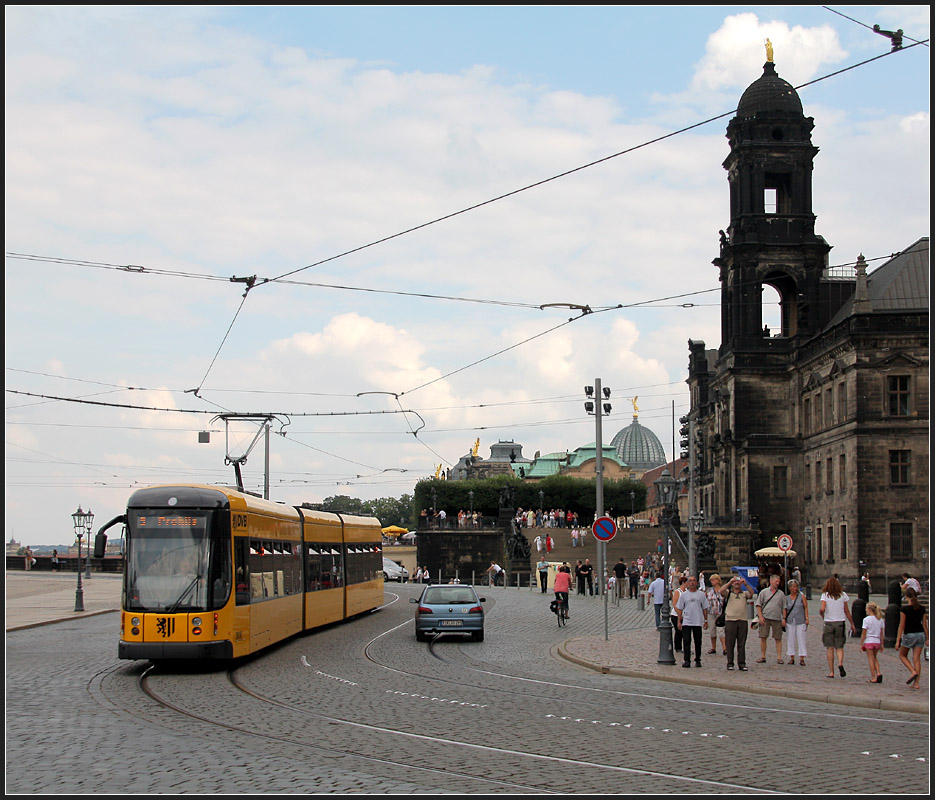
[440,620,463,627]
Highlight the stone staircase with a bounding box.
[524,525,666,576]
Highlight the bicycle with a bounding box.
[552,592,568,627]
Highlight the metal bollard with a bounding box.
[639,592,645,612]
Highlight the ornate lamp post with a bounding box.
[630,490,635,530]
[72,505,92,612]
[468,490,474,516]
[84,507,94,579]
[654,468,678,664]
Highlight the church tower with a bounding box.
[715,52,833,350]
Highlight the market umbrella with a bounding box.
[381,525,408,536]
[401,532,417,541]
[754,547,797,558]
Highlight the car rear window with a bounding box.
[423,588,477,604]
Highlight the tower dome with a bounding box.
[736,61,803,118]
[610,416,666,471]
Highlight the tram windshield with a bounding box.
[125,509,231,612]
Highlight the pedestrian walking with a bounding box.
[613,558,627,599]
[756,574,787,664]
[721,575,753,671]
[51,549,60,572]
[537,556,549,594]
[671,575,687,653]
[649,573,666,628]
[819,576,856,678]
[896,588,928,689]
[784,579,809,665]
[676,575,709,667]
[706,574,726,655]
[860,602,885,683]
[24,546,33,571]
[580,559,594,596]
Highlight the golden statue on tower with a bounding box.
[765,38,774,63]
[631,396,639,417]
[472,438,480,458]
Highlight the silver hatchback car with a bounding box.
[411,584,486,642]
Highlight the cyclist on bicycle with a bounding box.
[553,564,572,619]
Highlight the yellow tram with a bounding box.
[110,485,384,660]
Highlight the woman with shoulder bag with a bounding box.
[785,579,809,665]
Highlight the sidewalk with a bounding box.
[557,593,928,716]
[5,572,123,631]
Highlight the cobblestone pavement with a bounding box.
[5,574,929,794]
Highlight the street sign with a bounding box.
[777,534,794,552]
[592,516,617,542]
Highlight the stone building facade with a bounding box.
[686,58,929,589]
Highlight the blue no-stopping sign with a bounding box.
[592,516,617,542]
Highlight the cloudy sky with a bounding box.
[5,5,929,546]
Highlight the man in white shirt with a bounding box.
[676,575,710,667]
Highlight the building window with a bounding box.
[837,382,847,422]
[840,524,847,561]
[803,398,811,435]
[825,387,833,427]
[816,526,823,562]
[773,466,788,498]
[804,463,811,497]
[815,460,822,496]
[826,457,833,493]
[764,187,778,214]
[890,523,913,560]
[887,376,910,417]
[814,392,822,431]
[827,525,834,562]
[839,454,847,492]
[889,450,910,485]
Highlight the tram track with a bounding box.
[87,591,924,795]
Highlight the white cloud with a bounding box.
[691,13,847,92]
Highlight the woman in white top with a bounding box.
[819,576,856,678]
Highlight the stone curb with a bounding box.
[7,609,119,632]
[556,641,928,716]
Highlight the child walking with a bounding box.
[861,602,885,683]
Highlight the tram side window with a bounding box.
[250,540,274,600]
[321,546,344,590]
[284,543,302,595]
[306,545,322,592]
[235,538,251,606]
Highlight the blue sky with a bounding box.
[5,5,929,545]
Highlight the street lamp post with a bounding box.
[630,491,635,530]
[654,468,678,665]
[84,508,94,579]
[72,505,91,612]
[469,490,474,516]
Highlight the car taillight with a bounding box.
[468,605,483,614]
[418,606,433,614]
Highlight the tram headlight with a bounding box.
[131,617,141,626]
[192,617,202,626]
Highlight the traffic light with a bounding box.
[679,415,690,460]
